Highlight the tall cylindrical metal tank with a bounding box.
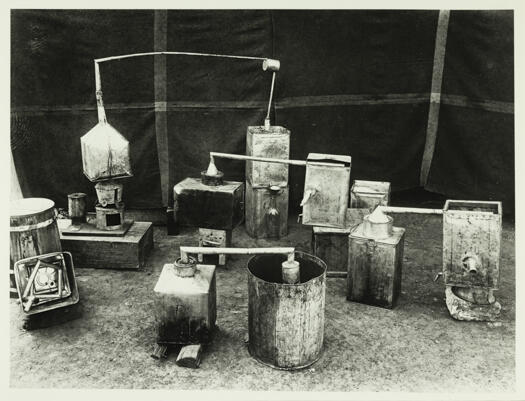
[247,251,326,370]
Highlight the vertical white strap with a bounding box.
[420,10,450,186]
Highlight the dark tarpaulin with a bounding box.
[426,10,514,213]
[11,10,514,213]
[273,10,438,209]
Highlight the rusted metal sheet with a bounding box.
[246,126,290,187]
[247,251,326,370]
[442,200,501,289]
[301,153,351,228]
[347,224,405,308]
[350,180,390,209]
[154,263,216,345]
[312,208,370,274]
[173,177,244,230]
[245,182,288,239]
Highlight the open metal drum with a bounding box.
[247,251,326,370]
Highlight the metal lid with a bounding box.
[10,198,55,217]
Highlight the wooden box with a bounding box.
[58,220,153,270]
[302,153,352,228]
[347,224,405,308]
[246,125,290,187]
[197,228,232,266]
[312,208,370,274]
[154,263,216,345]
[245,182,288,239]
[173,177,244,230]
[443,200,501,289]
[350,180,391,209]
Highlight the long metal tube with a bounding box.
[179,246,295,264]
[378,205,444,215]
[210,151,307,167]
[93,51,278,125]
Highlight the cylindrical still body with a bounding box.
[10,198,62,294]
[247,251,326,370]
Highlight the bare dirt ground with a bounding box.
[10,213,515,391]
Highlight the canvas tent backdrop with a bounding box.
[10,10,514,215]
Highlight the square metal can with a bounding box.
[442,200,501,289]
[347,224,405,308]
[245,181,288,239]
[301,153,351,228]
[153,263,216,345]
[246,126,290,187]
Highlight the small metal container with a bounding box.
[350,180,391,209]
[68,193,87,224]
[95,202,125,231]
[95,180,123,207]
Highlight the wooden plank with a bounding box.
[176,344,203,368]
[59,221,153,270]
[60,220,133,236]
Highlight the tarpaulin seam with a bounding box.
[420,10,450,187]
[10,94,515,116]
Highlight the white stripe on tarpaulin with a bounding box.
[154,10,169,208]
[419,10,450,187]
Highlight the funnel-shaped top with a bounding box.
[81,122,132,182]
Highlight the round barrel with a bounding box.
[247,251,326,370]
[10,198,62,292]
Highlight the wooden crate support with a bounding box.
[312,208,370,276]
[58,220,153,269]
[173,177,244,230]
[197,228,232,266]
